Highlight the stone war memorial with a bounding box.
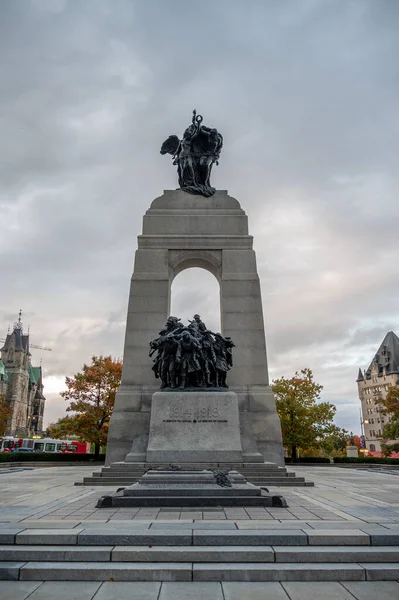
[95,110,305,507]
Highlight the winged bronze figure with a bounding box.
[160,110,223,198]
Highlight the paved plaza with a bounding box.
[1,465,399,598]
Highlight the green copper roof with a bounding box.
[28,363,37,384]
[0,360,8,381]
[32,366,41,382]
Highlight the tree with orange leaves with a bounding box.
[60,356,122,458]
[0,394,12,437]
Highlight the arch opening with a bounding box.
[170,267,221,333]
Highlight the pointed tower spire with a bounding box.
[357,368,364,382]
[14,309,23,331]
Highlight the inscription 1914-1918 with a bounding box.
[163,404,228,424]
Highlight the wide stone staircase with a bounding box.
[1,522,399,581]
[78,461,314,487]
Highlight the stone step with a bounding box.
[0,545,113,561]
[82,477,307,486]
[105,495,287,507]
[122,486,261,497]
[3,561,398,581]
[102,466,288,474]
[109,462,283,468]
[2,545,399,564]
[7,527,399,547]
[192,563,397,582]
[0,545,399,569]
[98,470,291,477]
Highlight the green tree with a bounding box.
[46,415,79,439]
[319,427,352,458]
[60,356,122,458]
[272,368,337,460]
[378,385,399,455]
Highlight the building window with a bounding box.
[369,444,376,452]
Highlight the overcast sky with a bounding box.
[1,0,398,434]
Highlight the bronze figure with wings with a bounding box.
[160,110,223,198]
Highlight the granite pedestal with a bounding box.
[143,391,242,464]
[96,469,287,508]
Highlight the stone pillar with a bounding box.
[106,249,170,464]
[106,190,284,466]
[220,250,284,465]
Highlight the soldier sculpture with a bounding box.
[149,315,234,390]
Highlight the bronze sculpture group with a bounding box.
[160,110,223,198]
[149,315,234,390]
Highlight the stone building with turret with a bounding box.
[357,331,399,452]
[0,315,46,436]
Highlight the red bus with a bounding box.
[0,437,91,453]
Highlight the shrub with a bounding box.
[285,456,330,463]
[334,456,399,464]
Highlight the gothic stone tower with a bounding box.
[0,317,46,436]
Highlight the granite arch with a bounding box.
[106,190,284,466]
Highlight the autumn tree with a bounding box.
[60,356,122,458]
[0,395,12,437]
[380,385,399,440]
[272,368,337,460]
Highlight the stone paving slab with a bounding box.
[359,563,399,580]
[193,529,308,545]
[158,581,223,600]
[26,581,102,600]
[342,581,399,599]
[0,545,113,561]
[235,520,310,529]
[79,521,152,529]
[304,521,387,530]
[192,563,366,581]
[3,581,399,600]
[112,545,274,562]
[19,561,192,581]
[369,532,399,545]
[0,562,27,581]
[16,528,84,545]
[281,581,355,599]
[306,529,370,545]
[78,529,192,546]
[273,545,399,562]
[222,581,289,599]
[0,528,26,543]
[149,521,237,529]
[0,581,43,600]
[92,582,161,600]
[17,520,83,528]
